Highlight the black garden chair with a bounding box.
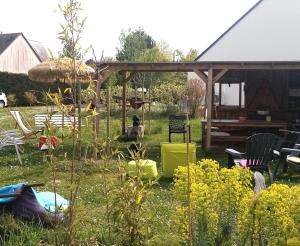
[168,115,191,143]
[225,133,282,183]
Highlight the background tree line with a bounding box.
[2,26,204,116]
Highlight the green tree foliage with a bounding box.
[115,27,200,98]
[183,49,199,61]
[116,28,156,62]
[135,43,173,88]
[139,45,171,62]
[58,0,86,60]
[116,29,178,88]
[60,40,82,59]
[152,81,186,112]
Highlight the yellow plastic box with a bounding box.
[127,159,158,179]
[161,143,196,177]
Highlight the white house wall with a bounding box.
[197,0,300,62]
[0,35,40,74]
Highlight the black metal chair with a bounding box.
[225,133,282,183]
[168,115,191,143]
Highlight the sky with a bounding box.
[0,0,259,59]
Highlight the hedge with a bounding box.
[0,72,86,106]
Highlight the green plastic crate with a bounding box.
[161,143,196,177]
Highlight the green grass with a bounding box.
[0,106,297,245]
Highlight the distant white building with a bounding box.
[0,33,49,74]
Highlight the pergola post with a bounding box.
[206,67,213,150]
[107,85,111,140]
[92,78,100,160]
[95,67,114,138]
[120,71,136,135]
[121,71,127,135]
[95,77,101,137]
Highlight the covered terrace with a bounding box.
[95,61,300,150]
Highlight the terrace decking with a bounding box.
[201,119,288,147]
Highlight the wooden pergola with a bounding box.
[95,61,300,150]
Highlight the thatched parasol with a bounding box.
[28,57,95,83]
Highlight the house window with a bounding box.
[214,82,245,107]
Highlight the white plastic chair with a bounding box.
[10,111,41,138]
[0,129,24,164]
[254,171,266,194]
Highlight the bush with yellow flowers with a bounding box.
[236,184,300,245]
[172,159,253,245]
[172,159,300,245]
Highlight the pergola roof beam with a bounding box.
[213,69,229,83]
[96,62,300,73]
[193,69,208,83]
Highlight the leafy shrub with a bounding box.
[107,177,153,246]
[24,91,38,106]
[152,81,185,112]
[150,125,162,134]
[187,79,205,118]
[0,72,86,106]
[6,94,16,106]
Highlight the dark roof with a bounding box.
[0,32,50,62]
[0,33,21,55]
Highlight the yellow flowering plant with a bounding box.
[172,159,253,245]
[236,184,300,245]
[172,159,300,245]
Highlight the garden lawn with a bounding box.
[0,106,297,245]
